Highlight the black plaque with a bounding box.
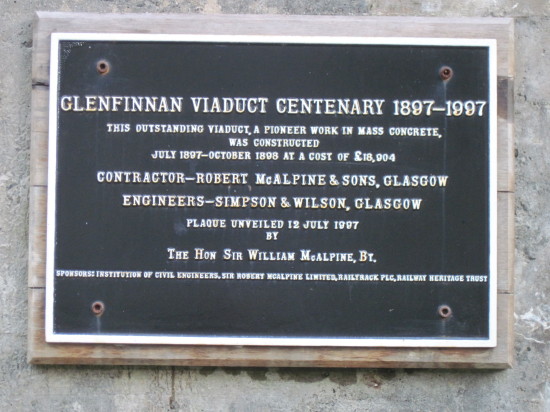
[46,34,496,347]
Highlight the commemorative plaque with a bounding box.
[45,33,497,347]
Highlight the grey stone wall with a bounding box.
[0,1,548,411]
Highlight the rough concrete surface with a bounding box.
[0,0,548,411]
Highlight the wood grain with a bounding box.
[28,13,515,368]
[497,76,515,192]
[28,186,46,288]
[498,192,515,294]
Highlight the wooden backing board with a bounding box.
[28,12,514,367]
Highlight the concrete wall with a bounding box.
[1,1,548,410]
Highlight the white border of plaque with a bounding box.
[45,33,497,348]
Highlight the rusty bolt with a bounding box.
[96,60,110,75]
[438,304,452,319]
[91,300,105,316]
[439,66,453,81]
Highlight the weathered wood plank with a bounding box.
[30,82,49,187]
[30,130,48,187]
[28,186,47,288]
[497,76,515,192]
[31,14,51,87]
[29,13,515,368]
[497,191,515,294]
[30,85,48,134]
[32,12,514,85]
